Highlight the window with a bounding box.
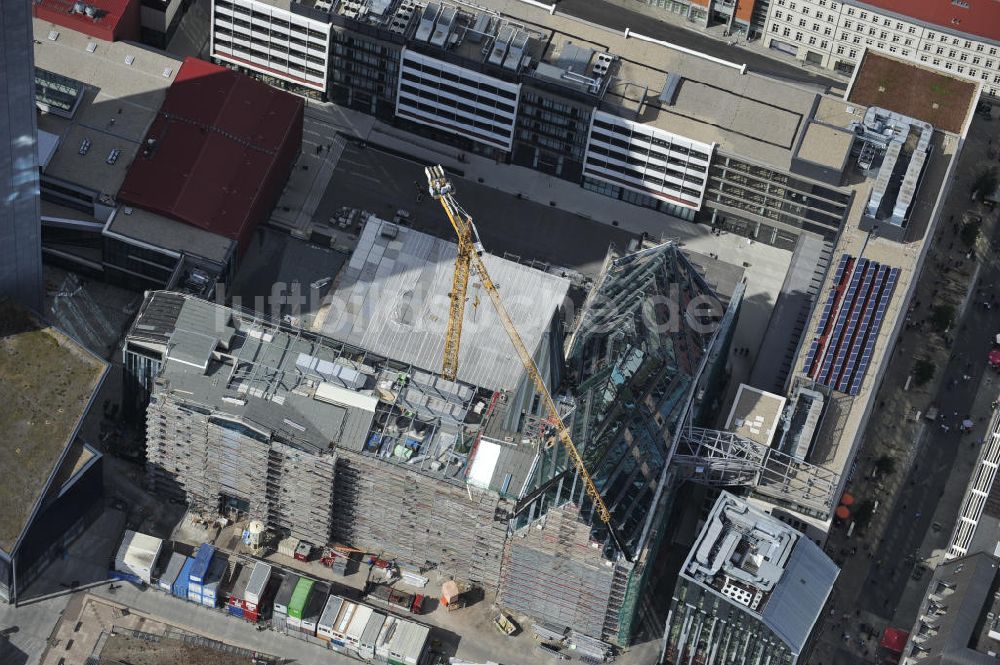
[844,19,852,28]
[820,39,828,48]
[904,38,912,46]
[836,45,845,54]
[920,54,928,62]
[960,53,968,61]
[949,50,956,58]
[957,65,965,73]
[771,23,779,32]
[908,26,916,34]
[799,18,806,26]
[795,31,803,40]
[846,6,855,15]
[859,11,867,19]
[933,58,941,65]
[783,26,791,36]
[812,22,820,31]
[945,62,953,70]
[879,30,887,39]
[849,48,858,58]
[808,36,817,45]
[973,56,981,64]
[775,10,783,18]
[824,26,832,35]
[970,68,978,76]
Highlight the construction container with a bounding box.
[172,557,194,599]
[344,604,374,651]
[226,563,254,610]
[331,600,359,647]
[113,530,163,585]
[294,541,313,562]
[358,611,386,660]
[375,617,430,665]
[277,537,300,558]
[300,581,329,635]
[189,543,215,584]
[157,552,186,593]
[201,557,228,607]
[273,573,300,616]
[287,577,314,629]
[244,561,272,609]
[317,595,345,642]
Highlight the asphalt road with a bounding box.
[857,257,1000,619]
[555,0,843,89]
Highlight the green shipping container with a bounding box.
[288,578,315,620]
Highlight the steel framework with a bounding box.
[674,426,840,517]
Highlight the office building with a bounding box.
[664,492,838,664]
[0,300,107,604]
[208,0,858,250]
[30,30,302,293]
[1,0,44,313]
[761,0,1000,96]
[633,0,766,39]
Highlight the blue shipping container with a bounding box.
[173,557,194,598]
[109,569,143,585]
[189,544,215,583]
[228,604,245,618]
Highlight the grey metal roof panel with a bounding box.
[321,217,569,393]
[761,537,839,654]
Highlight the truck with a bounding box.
[365,583,424,615]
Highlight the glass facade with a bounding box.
[512,87,591,181]
[564,243,726,558]
[703,154,852,248]
[329,30,400,118]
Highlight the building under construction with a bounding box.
[124,216,741,645]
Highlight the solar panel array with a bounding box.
[803,253,901,396]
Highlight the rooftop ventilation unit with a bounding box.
[415,2,440,42]
[503,30,528,70]
[467,12,490,43]
[489,24,514,66]
[659,72,682,106]
[430,5,456,47]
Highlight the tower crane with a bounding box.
[424,165,626,556]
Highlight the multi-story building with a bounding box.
[632,0,767,39]
[1,0,44,313]
[208,0,859,250]
[123,216,743,645]
[761,0,1000,96]
[664,492,839,664]
[902,552,1000,663]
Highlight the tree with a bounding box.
[972,166,999,200]
[931,304,955,333]
[961,219,981,247]
[874,454,897,477]
[854,499,876,531]
[914,358,936,386]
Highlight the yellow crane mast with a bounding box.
[424,165,621,546]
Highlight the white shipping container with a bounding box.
[345,605,374,648]
[317,595,344,640]
[188,589,202,603]
[114,530,164,585]
[287,614,302,630]
[245,562,272,606]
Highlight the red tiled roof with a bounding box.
[856,0,1000,43]
[33,0,138,42]
[118,58,304,255]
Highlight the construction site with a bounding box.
[120,169,856,649]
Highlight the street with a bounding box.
[808,108,1000,664]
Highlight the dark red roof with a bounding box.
[879,627,908,654]
[856,0,1000,43]
[33,0,138,42]
[118,58,304,253]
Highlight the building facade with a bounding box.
[1,0,44,313]
[761,0,1000,95]
[207,0,856,250]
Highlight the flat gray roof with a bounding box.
[107,206,234,264]
[318,216,570,393]
[725,384,786,448]
[467,0,823,170]
[32,18,181,196]
[796,122,855,171]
